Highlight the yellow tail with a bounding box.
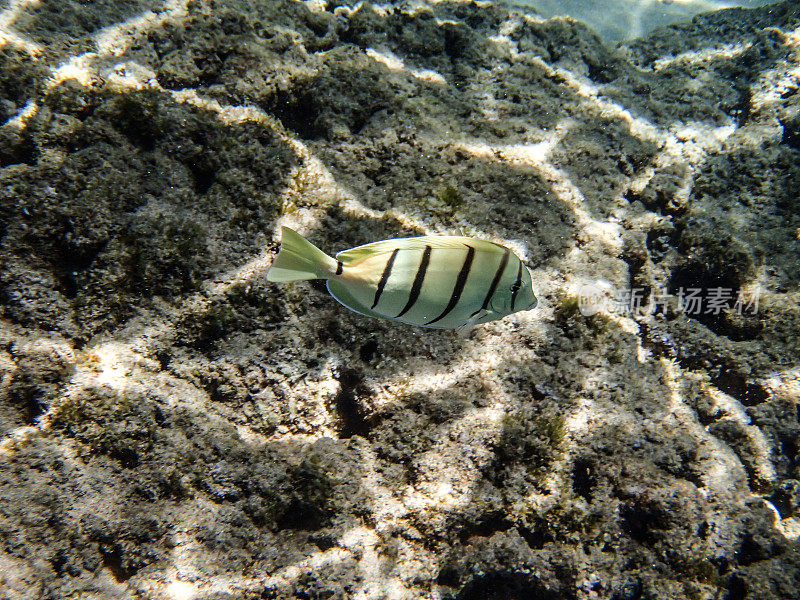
[266,227,338,282]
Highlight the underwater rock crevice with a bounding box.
[331,367,373,439]
[571,456,597,502]
[781,114,800,150]
[454,570,571,600]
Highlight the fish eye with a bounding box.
[511,281,521,293]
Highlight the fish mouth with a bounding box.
[527,298,538,310]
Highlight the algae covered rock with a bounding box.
[1,1,799,599]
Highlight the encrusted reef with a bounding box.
[1,1,799,599]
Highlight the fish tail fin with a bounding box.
[267,227,337,282]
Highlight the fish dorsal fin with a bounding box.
[335,236,505,265]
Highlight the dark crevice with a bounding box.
[456,511,513,543]
[728,85,752,125]
[153,405,167,427]
[156,349,172,370]
[622,250,646,286]
[196,67,221,88]
[769,480,799,519]
[645,228,672,259]
[109,446,140,469]
[711,367,770,406]
[0,130,38,166]
[621,249,651,307]
[619,498,671,544]
[332,368,371,439]
[188,159,217,194]
[640,322,769,411]
[50,551,70,577]
[10,384,52,425]
[638,322,678,359]
[349,104,386,135]
[681,468,706,489]
[0,283,8,313]
[516,524,553,549]
[359,339,378,362]
[668,261,761,341]
[779,435,798,476]
[781,116,800,150]
[270,93,321,140]
[443,23,470,59]
[436,565,461,588]
[117,121,158,152]
[723,573,747,600]
[696,405,724,428]
[100,544,136,582]
[309,532,336,551]
[25,394,50,424]
[54,272,79,299]
[455,571,566,600]
[274,468,331,531]
[587,60,617,84]
[52,237,109,299]
[274,497,328,531]
[734,533,782,566]
[669,262,739,308]
[571,457,596,501]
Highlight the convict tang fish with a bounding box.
[266,227,537,329]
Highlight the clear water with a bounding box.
[503,0,778,41]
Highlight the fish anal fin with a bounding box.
[327,279,387,321]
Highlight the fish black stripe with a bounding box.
[510,260,523,312]
[335,260,343,275]
[429,245,476,325]
[472,247,510,317]
[371,249,399,309]
[396,245,432,318]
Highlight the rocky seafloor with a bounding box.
[1,0,799,598]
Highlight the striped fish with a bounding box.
[267,227,537,329]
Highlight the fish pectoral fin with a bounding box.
[327,279,387,321]
[455,309,489,337]
[455,322,475,338]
